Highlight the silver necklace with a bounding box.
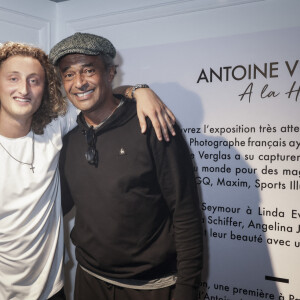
[0,132,35,173]
[92,100,124,129]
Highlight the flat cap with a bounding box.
[49,32,116,65]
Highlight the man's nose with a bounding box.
[74,73,88,90]
[18,80,29,96]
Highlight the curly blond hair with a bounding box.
[0,42,67,134]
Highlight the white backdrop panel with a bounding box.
[116,26,300,300]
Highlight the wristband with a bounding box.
[131,84,149,99]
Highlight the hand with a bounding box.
[134,88,176,141]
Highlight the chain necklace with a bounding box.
[91,99,124,129]
[0,132,35,173]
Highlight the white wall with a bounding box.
[0,1,299,299]
[0,0,298,68]
[1,0,299,52]
[0,0,57,52]
[0,0,298,70]
[55,0,300,50]
[55,0,300,91]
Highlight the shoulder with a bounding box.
[63,125,81,141]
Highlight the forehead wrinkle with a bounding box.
[61,62,94,73]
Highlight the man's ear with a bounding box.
[108,66,116,82]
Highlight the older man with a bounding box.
[51,32,203,300]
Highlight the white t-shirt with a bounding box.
[0,104,77,300]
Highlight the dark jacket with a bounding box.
[60,96,203,299]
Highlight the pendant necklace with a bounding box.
[0,132,35,173]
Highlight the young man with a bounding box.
[53,33,203,300]
[0,41,174,300]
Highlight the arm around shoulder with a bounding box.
[113,84,176,141]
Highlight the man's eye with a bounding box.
[85,69,95,75]
[9,77,18,82]
[64,73,74,80]
[29,79,38,85]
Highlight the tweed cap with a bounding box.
[49,32,116,65]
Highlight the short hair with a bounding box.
[0,42,67,134]
[98,52,118,75]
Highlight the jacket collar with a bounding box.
[76,94,136,135]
